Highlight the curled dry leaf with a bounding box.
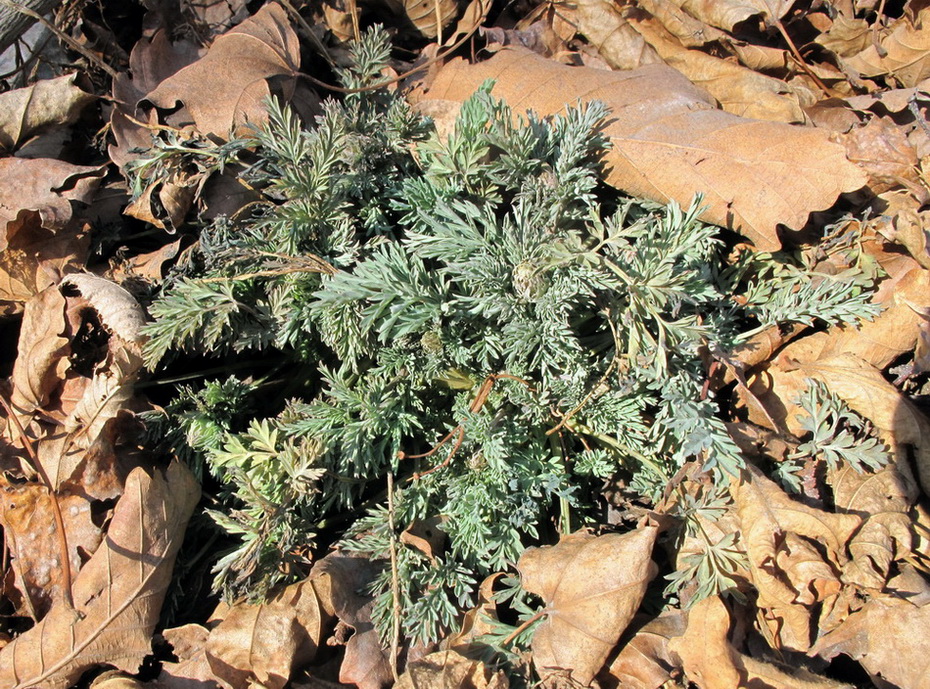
[732,464,861,651]
[518,527,658,686]
[144,3,300,138]
[0,461,200,689]
[204,579,328,689]
[310,551,394,689]
[845,5,930,87]
[669,595,852,689]
[0,73,95,152]
[0,211,89,313]
[395,650,507,689]
[812,591,930,689]
[7,285,69,422]
[604,610,686,689]
[417,48,867,251]
[565,0,662,71]
[831,463,916,590]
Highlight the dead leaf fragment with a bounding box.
[519,527,658,686]
[0,73,95,151]
[144,3,300,138]
[605,610,686,689]
[395,650,507,689]
[0,158,104,233]
[205,579,327,689]
[419,48,867,251]
[812,593,930,689]
[0,461,200,689]
[845,6,930,87]
[670,596,852,689]
[310,551,394,689]
[732,464,861,650]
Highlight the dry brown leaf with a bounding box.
[205,579,326,689]
[418,48,867,251]
[832,463,916,590]
[668,596,740,689]
[815,14,872,58]
[669,596,852,689]
[0,158,104,233]
[395,650,507,689]
[845,5,930,87]
[812,593,930,688]
[310,551,394,689]
[156,623,220,689]
[566,0,662,70]
[0,73,95,151]
[637,0,725,47]
[0,481,103,619]
[844,116,922,193]
[395,0,459,39]
[0,212,89,313]
[661,0,791,32]
[109,30,204,171]
[732,464,861,650]
[604,610,685,689]
[145,3,299,138]
[626,14,815,123]
[186,0,250,36]
[7,285,70,421]
[518,527,658,685]
[0,461,200,689]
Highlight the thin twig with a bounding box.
[0,393,76,613]
[501,608,547,647]
[872,0,888,59]
[386,471,402,683]
[0,0,119,78]
[773,18,830,97]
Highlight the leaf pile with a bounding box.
[2,1,930,689]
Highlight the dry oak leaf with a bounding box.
[0,461,200,689]
[204,578,328,689]
[0,73,95,151]
[815,14,872,58]
[732,464,861,651]
[395,650,507,689]
[811,593,930,689]
[831,463,916,590]
[845,5,930,87]
[518,527,659,686]
[144,2,299,138]
[564,0,663,71]
[418,48,867,251]
[669,595,852,689]
[623,12,815,123]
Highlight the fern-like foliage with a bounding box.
[139,27,881,644]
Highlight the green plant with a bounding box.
[139,27,881,647]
